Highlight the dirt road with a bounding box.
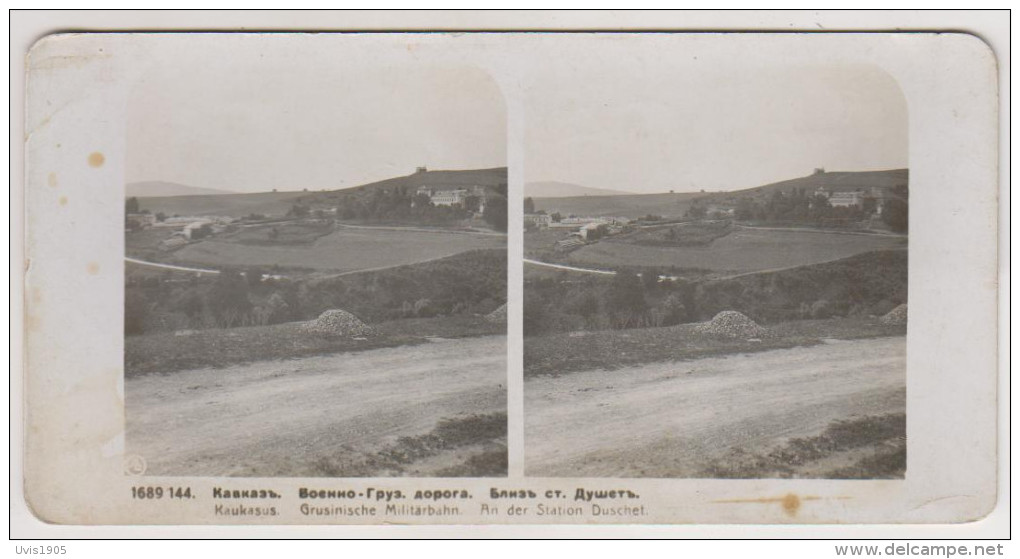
[525,337,905,477]
[127,336,506,477]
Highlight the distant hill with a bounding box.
[131,191,306,218]
[526,181,629,198]
[128,168,507,219]
[127,181,234,198]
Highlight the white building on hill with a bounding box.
[417,184,491,209]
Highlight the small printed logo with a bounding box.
[124,454,147,476]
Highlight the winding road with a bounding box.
[525,336,906,477]
[126,336,507,477]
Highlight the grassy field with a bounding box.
[614,220,733,247]
[524,316,906,378]
[126,315,505,377]
[135,191,304,218]
[566,227,906,274]
[220,221,335,246]
[125,227,180,261]
[167,226,506,273]
[533,192,700,220]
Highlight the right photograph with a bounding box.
[523,60,909,478]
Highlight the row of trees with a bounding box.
[524,270,698,335]
[522,198,563,223]
[125,250,508,336]
[523,249,909,337]
[683,185,908,233]
[320,186,508,231]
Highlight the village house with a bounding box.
[416,184,491,212]
[814,187,873,209]
[524,213,552,228]
[126,213,156,229]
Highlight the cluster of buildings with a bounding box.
[813,186,890,212]
[415,184,491,212]
[126,212,236,250]
[524,214,630,243]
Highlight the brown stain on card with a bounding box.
[781,493,801,516]
[26,313,42,331]
[713,493,849,518]
[86,262,100,275]
[59,196,68,206]
[47,172,58,187]
[87,152,105,168]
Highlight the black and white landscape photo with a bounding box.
[123,46,508,477]
[523,59,908,478]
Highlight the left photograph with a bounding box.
[123,48,508,477]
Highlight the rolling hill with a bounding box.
[127,181,234,198]
[526,181,629,198]
[294,167,508,206]
[129,168,508,219]
[532,169,908,219]
[726,169,908,199]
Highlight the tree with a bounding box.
[463,195,481,213]
[126,197,140,214]
[482,195,507,232]
[660,294,686,326]
[287,204,310,218]
[550,212,562,223]
[641,268,660,291]
[523,294,547,336]
[155,212,167,222]
[685,204,707,219]
[124,290,149,335]
[412,193,433,209]
[861,196,878,215]
[606,270,647,328]
[207,269,252,327]
[190,223,213,240]
[882,185,909,233]
[523,197,536,214]
[246,267,265,287]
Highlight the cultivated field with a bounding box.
[169,226,506,272]
[126,335,507,477]
[566,227,906,274]
[525,336,905,478]
[135,191,304,218]
[533,192,701,219]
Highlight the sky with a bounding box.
[125,38,907,196]
[524,59,908,194]
[127,54,507,193]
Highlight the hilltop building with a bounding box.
[813,186,891,211]
[821,190,866,208]
[416,184,491,210]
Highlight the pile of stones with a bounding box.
[696,310,769,339]
[303,309,374,337]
